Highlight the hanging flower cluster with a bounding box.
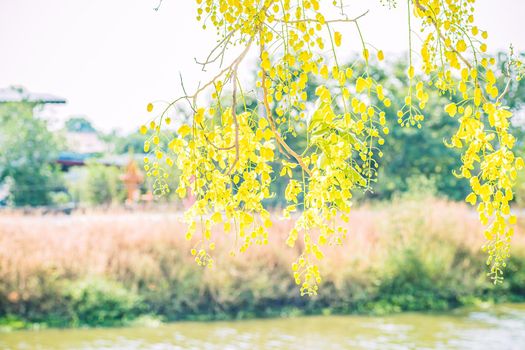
[412,0,523,283]
[141,0,523,293]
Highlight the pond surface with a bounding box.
[2,304,525,350]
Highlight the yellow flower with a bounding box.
[362,48,369,61]
[456,40,467,53]
[178,124,191,137]
[445,103,457,117]
[466,193,477,205]
[334,31,342,47]
[377,50,384,61]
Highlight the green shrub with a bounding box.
[0,314,28,331]
[64,278,144,327]
[375,248,455,312]
[68,161,125,206]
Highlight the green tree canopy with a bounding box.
[0,102,63,206]
[65,116,97,133]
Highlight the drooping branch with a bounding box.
[259,32,312,177]
[413,0,489,102]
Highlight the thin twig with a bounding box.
[496,47,514,105]
[195,30,235,71]
[227,70,240,175]
[153,0,163,11]
[191,36,255,108]
[275,10,369,25]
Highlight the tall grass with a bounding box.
[0,198,524,328]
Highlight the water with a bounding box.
[2,304,525,350]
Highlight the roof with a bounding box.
[0,86,66,104]
[57,153,147,167]
[57,152,93,167]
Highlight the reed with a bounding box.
[0,197,524,328]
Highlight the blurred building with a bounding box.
[65,131,107,154]
[0,86,66,105]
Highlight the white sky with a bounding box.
[0,0,523,133]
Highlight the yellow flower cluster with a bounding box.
[140,0,522,292]
[414,0,522,282]
[193,0,389,295]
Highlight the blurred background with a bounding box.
[1,1,525,349]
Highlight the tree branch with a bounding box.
[259,33,312,177]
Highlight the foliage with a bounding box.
[139,0,525,291]
[113,131,150,154]
[0,314,27,331]
[0,199,524,328]
[64,278,144,327]
[231,55,523,205]
[64,116,97,133]
[297,59,477,202]
[515,167,525,208]
[514,139,525,207]
[0,102,63,207]
[366,62,469,200]
[69,161,125,206]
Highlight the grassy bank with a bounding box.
[1,198,524,330]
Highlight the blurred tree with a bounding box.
[369,61,471,201]
[255,60,470,203]
[65,116,97,133]
[0,102,63,206]
[267,56,525,203]
[113,131,150,154]
[77,161,125,206]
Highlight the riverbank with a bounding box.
[3,303,525,349]
[1,198,524,331]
